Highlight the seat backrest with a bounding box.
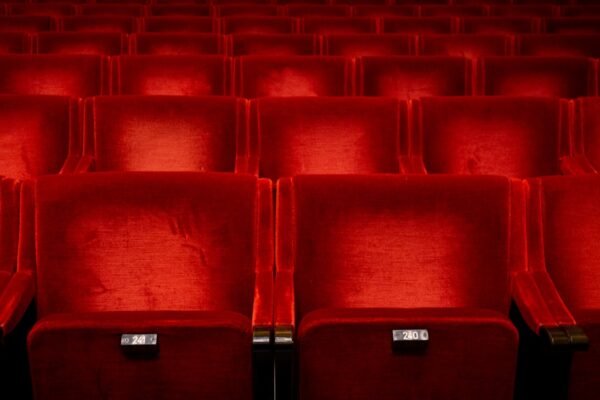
[146,5,212,16]
[33,32,126,55]
[515,34,600,57]
[323,33,414,56]
[0,16,56,33]
[460,17,540,34]
[0,32,30,54]
[77,4,146,16]
[227,33,318,56]
[543,17,600,34]
[419,34,512,57]
[129,33,224,55]
[83,96,245,173]
[488,5,558,16]
[299,17,378,34]
[249,97,403,179]
[382,17,456,34]
[352,5,417,17]
[421,5,487,16]
[214,4,279,16]
[285,5,351,17]
[23,172,271,319]
[8,4,76,17]
[573,97,600,172]
[58,16,138,33]
[278,175,524,319]
[410,96,568,178]
[141,16,216,33]
[220,16,297,34]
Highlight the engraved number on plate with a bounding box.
[121,334,158,346]
[393,329,429,342]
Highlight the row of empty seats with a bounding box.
[0,15,599,34]
[0,0,597,4]
[3,32,600,58]
[3,95,600,181]
[0,54,597,98]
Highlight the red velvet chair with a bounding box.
[560,5,600,16]
[381,17,456,34]
[475,56,597,98]
[357,56,471,98]
[33,0,86,3]
[284,5,351,17]
[460,17,540,34]
[110,55,230,95]
[570,97,600,174]
[275,174,525,400]
[58,16,138,33]
[234,56,353,98]
[0,16,56,33]
[146,5,211,16]
[488,5,558,16]
[77,4,146,17]
[8,4,76,17]
[220,16,297,34]
[352,5,417,17]
[23,172,273,400]
[129,33,224,55]
[227,34,319,56]
[515,34,600,58]
[420,5,487,16]
[247,97,404,179]
[0,55,108,96]
[323,33,414,56]
[141,16,216,33]
[0,33,30,54]
[95,0,147,4]
[406,96,569,178]
[153,0,210,4]
[299,17,378,34]
[33,32,127,55]
[418,34,512,57]
[333,0,387,4]
[214,4,279,16]
[543,17,600,34]
[79,96,246,173]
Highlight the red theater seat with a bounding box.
[227,34,318,56]
[561,6,600,16]
[77,5,146,17]
[420,5,487,16]
[214,4,279,16]
[476,56,597,98]
[0,32,30,54]
[488,5,558,17]
[234,56,353,97]
[382,17,456,34]
[80,96,245,173]
[461,17,540,34]
[94,0,147,4]
[111,55,229,95]
[141,16,216,33]
[8,4,76,17]
[130,33,224,55]
[543,18,600,34]
[248,97,403,179]
[33,0,86,4]
[24,172,273,400]
[299,17,378,34]
[275,174,523,400]
[0,55,107,96]
[515,34,600,58]
[0,16,56,33]
[285,5,351,17]
[323,34,414,56]
[146,5,211,16]
[357,56,471,98]
[352,5,417,17]
[571,97,600,173]
[221,16,297,34]
[407,96,568,177]
[33,32,126,55]
[58,16,138,33]
[419,34,512,57]
[153,0,210,4]
[0,95,80,179]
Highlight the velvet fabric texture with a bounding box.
[573,97,600,172]
[323,34,414,56]
[0,16,55,33]
[285,5,352,17]
[561,5,600,16]
[146,5,212,16]
[215,4,279,16]
[358,56,471,98]
[110,55,229,95]
[9,4,75,17]
[299,17,378,34]
[250,97,403,179]
[0,32,29,54]
[408,96,568,178]
[33,33,126,56]
[228,34,319,56]
[221,16,297,34]
[141,17,216,33]
[58,16,138,33]
[419,34,512,57]
[515,34,600,58]
[476,56,597,98]
[460,17,539,34]
[130,33,224,56]
[489,5,558,16]
[276,175,524,399]
[0,55,108,96]
[544,17,600,34]
[382,17,455,34]
[78,4,145,16]
[234,56,353,97]
[421,5,487,16]
[352,5,418,17]
[0,95,79,179]
[81,96,245,173]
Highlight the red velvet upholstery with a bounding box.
[228,34,318,56]
[81,96,245,173]
[408,96,568,178]
[130,33,224,55]
[141,16,216,33]
[572,97,600,173]
[0,95,80,179]
[460,17,540,34]
[214,4,279,16]
[8,4,76,17]
[488,5,558,16]
[323,34,414,56]
[476,56,597,98]
[77,5,146,17]
[110,55,229,95]
[234,56,353,97]
[23,172,273,399]
[515,34,600,58]
[420,5,487,16]
[561,5,600,16]
[299,17,378,34]
[276,175,524,400]
[33,32,126,55]
[357,56,471,98]
[543,18,600,34]
[382,17,456,34]
[220,16,297,34]
[248,97,403,179]
[285,5,351,17]
[0,55,108,96]
[0,16,56,33]
[352,5,417,17]
[146,5,211,16]
[58,16,138,33]
[0,32,30,54]
[419,34,512,57]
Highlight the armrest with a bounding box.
[73,154,94,174]
[59,154,83,174]
[274,270,294,346]
[0,271,35,338]
[399,155,427,174]
[560,155,597,176]
[512,271,560,334]
[252,270,273,347]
